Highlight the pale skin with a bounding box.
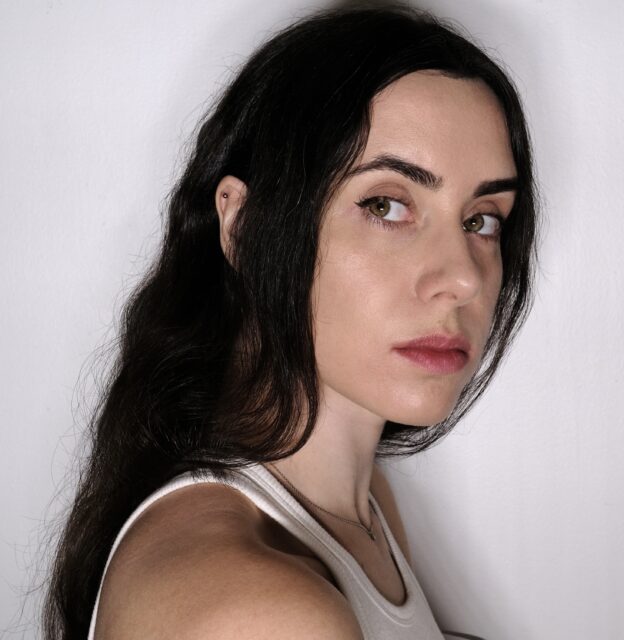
[95,72,517,639]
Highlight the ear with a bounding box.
[215,175,247,263]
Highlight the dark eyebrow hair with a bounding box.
[347,154,442,189]
[473,177,519,198]
[348,154,519,200]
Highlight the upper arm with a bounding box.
[195,556,363,640]
[95,484,363,640]
[97,542,363,640]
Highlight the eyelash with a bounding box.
[463,212,506,241]
[355,195,506,239]
[355,195,410,231]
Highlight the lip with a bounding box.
[392,334,471,374]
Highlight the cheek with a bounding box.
[313,247,384,351]
[312,236,392,378]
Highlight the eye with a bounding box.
[356,196,410,224]
[463,212,504,239]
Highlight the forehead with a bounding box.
[363,71,516,181]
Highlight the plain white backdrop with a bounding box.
[1,1,622,638]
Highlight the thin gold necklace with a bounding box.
[267,463,376,541]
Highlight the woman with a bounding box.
[44,6,537,640]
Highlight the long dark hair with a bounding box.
[44,6,537,639]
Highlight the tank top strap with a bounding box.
[88,464,445,640]
[236,464,444,639]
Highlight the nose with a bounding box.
[414,226,483,306]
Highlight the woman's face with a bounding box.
[312,71,517,427]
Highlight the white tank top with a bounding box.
[88,463,447,640]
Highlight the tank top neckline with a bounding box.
[88,463,432,640]
[237,463,416,617]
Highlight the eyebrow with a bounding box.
[473,177,519,198]
[348,153,518,198]
[348,154,442,189]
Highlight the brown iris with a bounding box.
[463,214,485,232]
[368,197,392,217]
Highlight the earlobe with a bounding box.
[215,175,247,263]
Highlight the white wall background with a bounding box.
[1,1,622,638]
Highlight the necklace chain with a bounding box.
[267,463,376,541]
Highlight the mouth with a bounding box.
[392,334,471,375]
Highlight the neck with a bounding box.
[268,385,385,526]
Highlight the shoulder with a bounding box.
[370,464,412,563]
[95,481,363,640]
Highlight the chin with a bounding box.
[389,375,473,426]
[384,411,450,428]
[380,395,460,427]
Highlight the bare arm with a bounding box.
[94,484,363,640]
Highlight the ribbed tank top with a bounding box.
[88,464,446,640]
